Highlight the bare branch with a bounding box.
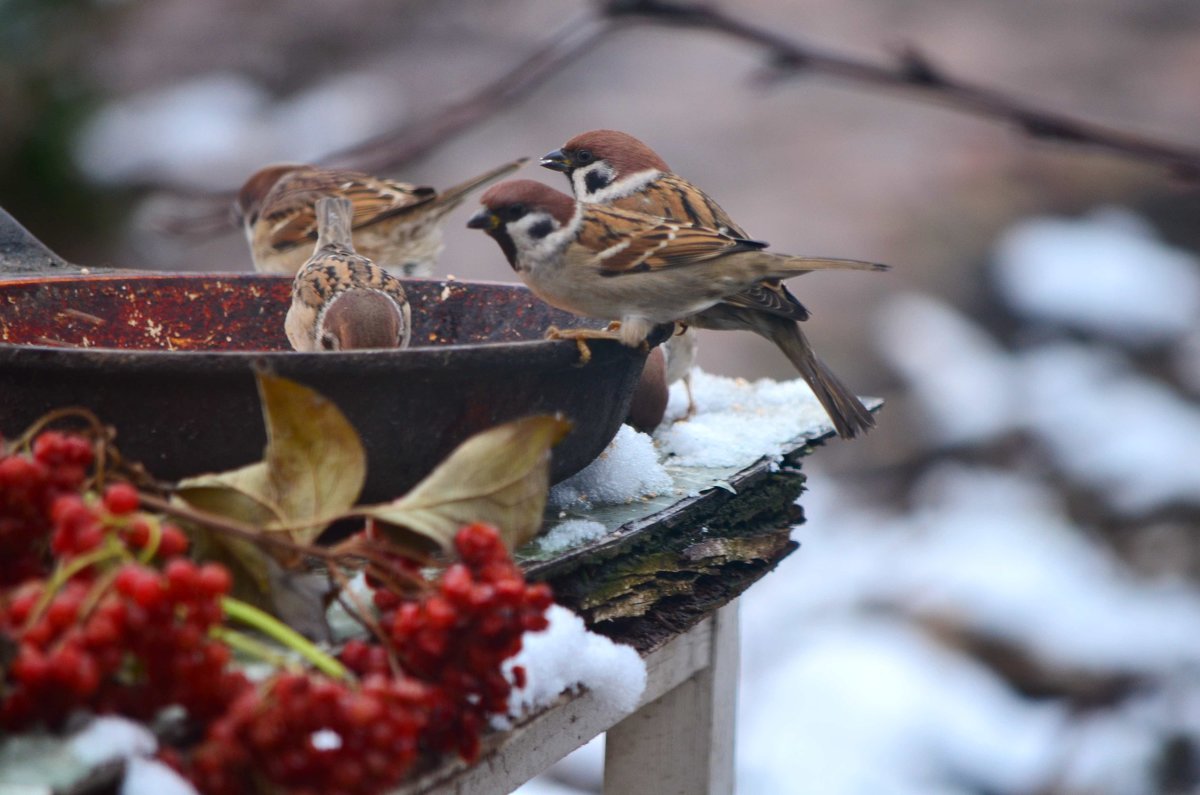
[156,13,615,237]
[603,0,1200,179]
[158,1,1199,238]
[324,13,616,174]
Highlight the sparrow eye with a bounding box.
[505,204,527,221]
[575,150,594,164]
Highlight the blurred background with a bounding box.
[4,0,1200,792]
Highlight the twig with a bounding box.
[138,491,335,563]
[603,0,1200,179]
[324,12,616,174]
[158,1,1200,238]
[156,12,615,237]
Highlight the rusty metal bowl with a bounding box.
[0,273,648,502]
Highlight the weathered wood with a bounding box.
[532,456,810,653]
[603,603,740,795]
[392,614,718,794]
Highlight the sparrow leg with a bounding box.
[544,325,626,366]
[682,372,697,419]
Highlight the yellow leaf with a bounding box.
[359,415,571,553]
[176,373,366,545]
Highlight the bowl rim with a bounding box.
[0,271,608,366]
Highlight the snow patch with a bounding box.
[550,425,672,509]
[876,291,1017,444]
[537,519,609,554]
[657,370,833,467]
[121,757,198,795]
[69,716,157,766]
[993,207,1200,345]
[504,605,646,722]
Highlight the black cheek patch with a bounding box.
[584,169,611,196]
[528,219,554,239]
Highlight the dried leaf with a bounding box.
[176,373,366,545]
[360,415,571,552]
[258,373,365,540]
[172,374,365,632]
[175,465,284,528]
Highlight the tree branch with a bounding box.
[158,1,1200,237]
[324,13,616,174]
[604,0,1200,179]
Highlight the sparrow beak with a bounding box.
[466,208,499,231]
[539,148,571,173]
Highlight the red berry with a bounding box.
[102,483,140,515]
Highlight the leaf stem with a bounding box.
[210,626,296,669]
[220,596,350,680]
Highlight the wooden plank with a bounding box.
[603,602,740,795]
[392,615,716,794]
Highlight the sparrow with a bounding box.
[235,158,526,277]
[541,130,878,438]
[466,179,886,437]
[285,196,411,352]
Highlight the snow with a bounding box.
[536,519,610,554]
[74,71,406,189]
[549,425,673,509]
[656,369,834,467]
[121,757,198,795]
[67,716,198,795]
[993,207,1200,345]
[732,464,1200,794]
[69,716,157,766]
[738,617,1065,795]
[1020,343,1200,513]
[876,291,1200,514]
[875,291,1016,445]
[503,605,646,723]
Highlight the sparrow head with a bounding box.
[317,288,410,351]
[540,130,670,201]
[467,180,577,270]
[233,163,303,227]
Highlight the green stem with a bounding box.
[220,596,349,680]
[210,626,296,670]
[25,541,127,631]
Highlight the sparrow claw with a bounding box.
[545,325,628,366]
[575,339,592,366]
[544,325,624,343]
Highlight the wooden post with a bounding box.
[603,601,740,795]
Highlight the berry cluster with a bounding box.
[0,431,94,585]
[183,672,431,795]
[1,425,557,795]
[0,429,247,731]
[173,524,552,794]
[1,558,250,729]
[343,523,553,761]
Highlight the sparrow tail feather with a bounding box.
[315,197,355,250]
[758,315,876,439]
[433,157,530,209]
[772,255,889,275]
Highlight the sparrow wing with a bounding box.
[651,173,750,239]
[583,209,767,275]
[720,281,810,322]
[263,170,437,253]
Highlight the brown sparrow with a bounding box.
[285,196,411,352]
[466,179,886,438]
[235,158,526,277]
[541,130,878,438]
